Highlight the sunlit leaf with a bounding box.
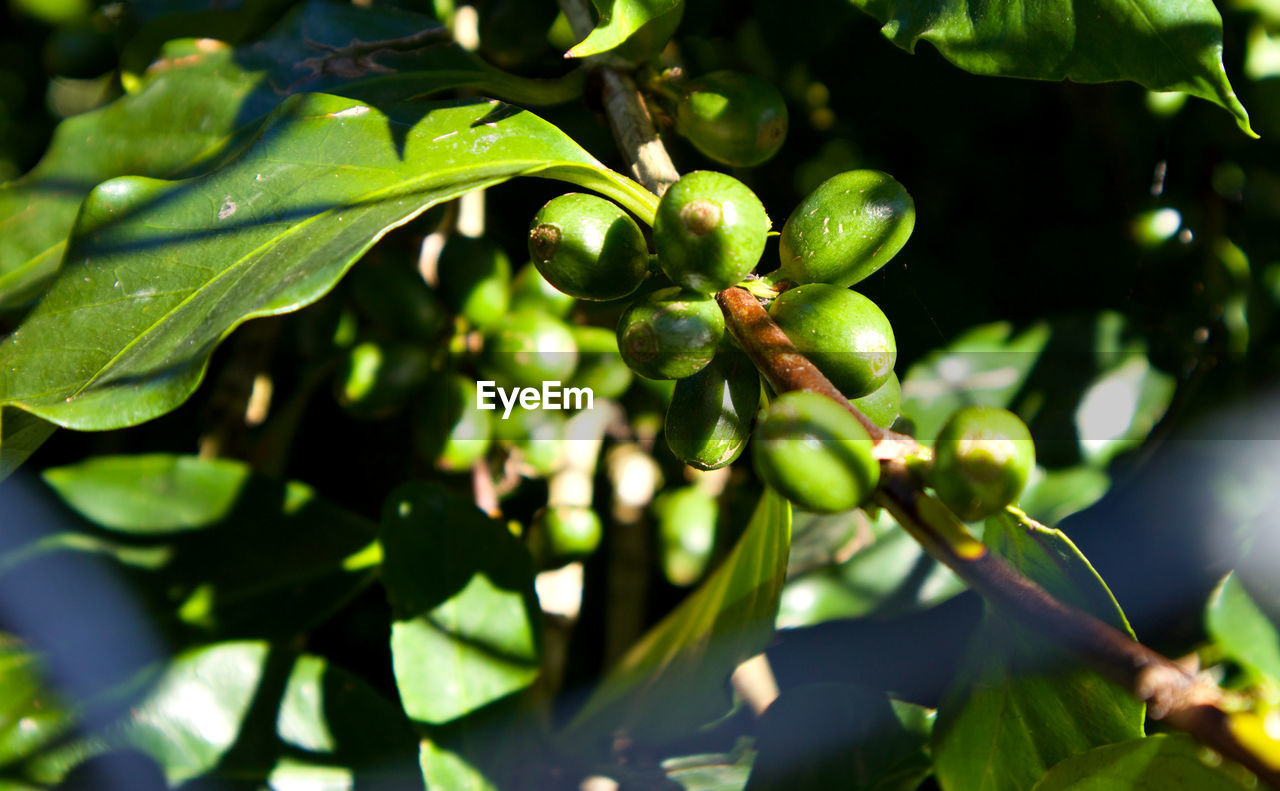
[566,0,683,59]
[1206,571,1280,684]
[1029,733,1252,790]
[1075,357,1175,467]
[383,482,541,725]
[901,321,1048,442]
[0,94,654,432]
[932,511,1144,791]
[664,739,755,791]
[566,489,791,743]
[0,0,582,310]
[846,0,1254,135]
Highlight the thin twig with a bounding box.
[716,288,1280,788]
[556,0,679,195]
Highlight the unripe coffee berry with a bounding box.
[437,236,511,329]
[768,283,896,398]
[616,286,724,380]
[480,310,578,387]
[778,170,915,288]
[930,406,1035,521]
[674,71,788,167]
[528,193,648,301]
[654,171,770,295]
[752,391,879,513]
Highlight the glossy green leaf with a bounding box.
[932,511,1143,791]
[28,454,378,640]
[383,482,541,725]
[847,0,1254,136]
[0,0,583,310]
[419,737,499,791]
[566,489,791,743]
[0,93,654,432]
[0,635,73,769]
[1075,356,1175,466]
[901,321,1048,442]
[567,0,683,59]
[1029,733,1252,790]
[1017,466,1112,527]
[1206,571,1280,684]
[0,409,55,485]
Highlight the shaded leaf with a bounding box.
[567,0,683,59]
[383,482,541,725]
[1029,733,1252,790]
[0,409,55,485]
[0,0,582,309]
[931,511,1143,791]
[664,738,755,791]
[747,684,930,791]
[1018,466,1111,527]
[27,454,378,641]
[1206,571,1280,684]
[847,0,1254,135]
[0,94,654,432]
[0,634,73,769]
[566,490,791,744]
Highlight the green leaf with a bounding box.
[0,94,654,432]
[901,321,1049,442]
[778,508,966,627]
[664,739,755,791]
[0,635,73,769]
[0,0,582,310]
[567,0,683,59]
[28,641,271,786]
[26,646,419,787]
[565,489,791,743]
[0,409,55,485]
[1206,571,1280,684]
[1029,733,1253,790]
[1017,466,1112,527]
[29,454,378,641]
[931,511,1144,791]
[847,0,1254,136]
[1075,356,1176,467]
[383,482,541,725]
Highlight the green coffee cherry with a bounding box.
[528,194,649,301]
[930,406,1035,521]
[778,170,915,288]
[616,286,724,380]
[570,325,633,399]
[437,236,511,329]
[348,259,448,343]
[510,262,576,318]
[768,283,896,398]
[850,372,901,430]
[752,391,879,513]
[654,171,770,295]
[674,71,788,167]
[665,346,759,469]
[654,486,718,586]
[334,341,432,420]
[480,310,578,388]
[541,506,603,557]
[415,374,492,471]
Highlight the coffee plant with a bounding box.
[1,0,1279,789]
